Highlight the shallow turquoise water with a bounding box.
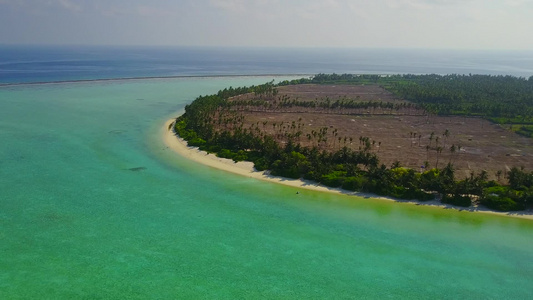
[1,77,532,299]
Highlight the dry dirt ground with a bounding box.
[227,84,533,180]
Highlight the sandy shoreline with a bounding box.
[162,119,533,220]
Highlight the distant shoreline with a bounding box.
[0,74,313,87]
[163,119,533,220]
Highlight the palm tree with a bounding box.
[443,129,450,149]
[435,146,443,169]
[449,144,456,163]
[496,170,503,182]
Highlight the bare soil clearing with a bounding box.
[225,84,533,179]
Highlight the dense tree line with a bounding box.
[228,95,423,116]
[174,76,533,212]
[310,73,533,136]
[389,74,533,119]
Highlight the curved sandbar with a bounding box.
[163,119,533,220]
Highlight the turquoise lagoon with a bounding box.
[1,77,532,299]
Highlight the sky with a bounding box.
[0,0,532,50]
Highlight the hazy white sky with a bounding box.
[0,0,532,49]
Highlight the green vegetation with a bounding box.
[311,73,533,137]
[511,124,533,138]
[174,74,533,212]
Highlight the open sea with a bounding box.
[1,46,532,299]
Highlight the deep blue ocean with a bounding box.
[1,45,532,84]
[1,46,533,298]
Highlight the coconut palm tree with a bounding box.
[443,129,450,149]
[449,144,456,163]
[435,146,443,169]
[429,132,435,148]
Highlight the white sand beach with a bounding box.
[163,119,533,220]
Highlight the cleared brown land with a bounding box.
[223,84,533,180]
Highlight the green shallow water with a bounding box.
[1,77,532,299]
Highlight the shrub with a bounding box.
[342,176,365,191]
[391,187,435,201]
[363,179,392,196]
[232,150,248,162]
[441,194,472,207]
[390,186,408,199]
[276,167,300,179]
[303,171,318,181]
[217,149,235,159]
[188,137,206,147]
[320,171,346,188]
[207,145,221,153]
[270,160,300,179]
[411,189,435,201]
[253,157,269,171]
[480,195,524,211]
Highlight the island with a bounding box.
[169,74,533,215]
